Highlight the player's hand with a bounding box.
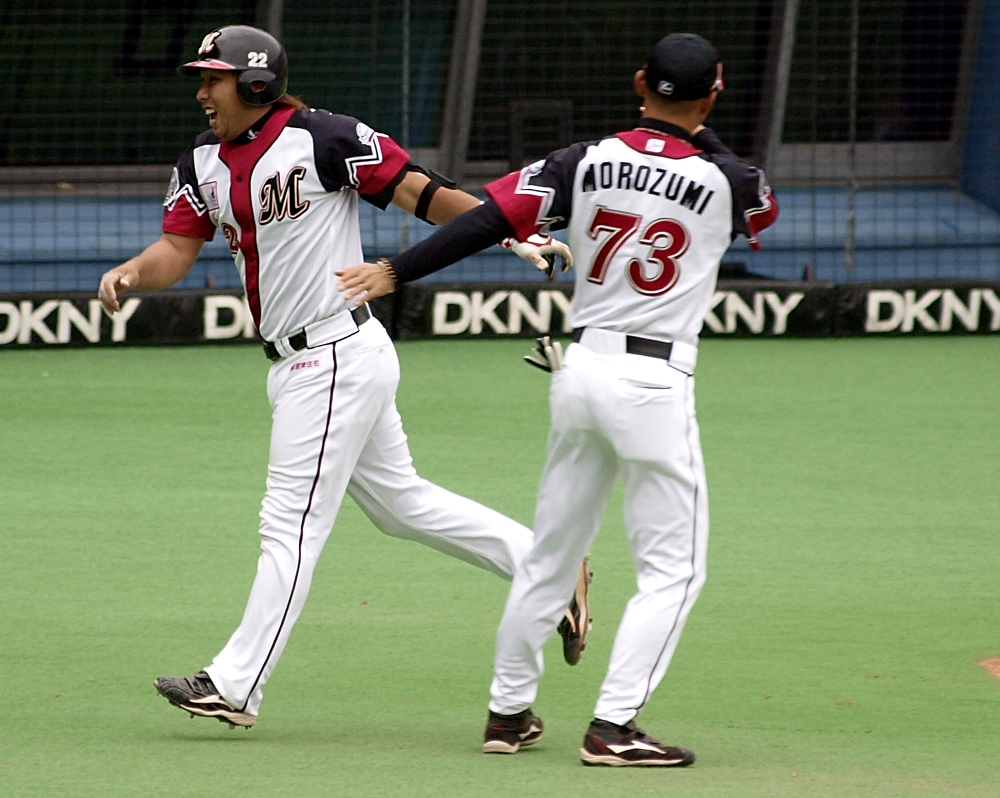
[503,234,574,280]
[98,265,139,314]
[523,336,564,372]
[336,261,395,305]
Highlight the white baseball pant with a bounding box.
[206,318,532,716]
[489,339,708,725]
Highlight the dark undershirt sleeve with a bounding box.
[390,201,515,284]
[690,127,736,157]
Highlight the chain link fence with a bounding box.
[1,0,995,291]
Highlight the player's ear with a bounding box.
[634,69,649,100]
[699,91,717,118]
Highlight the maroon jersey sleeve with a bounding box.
[162,144,216,241]
[289,110,411,209]
[484,141,592,241]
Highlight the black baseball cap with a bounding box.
[644,33,723,101]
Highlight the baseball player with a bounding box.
[97,25,589,730]
[338,33,778,765]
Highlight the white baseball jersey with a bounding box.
[486,120,777,346]
[162,104,410,341]
[158,107,537,718]
[484,121,779,726]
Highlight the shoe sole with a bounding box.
[579,748,694,767]
[482,727,544,754]
[153,679,256,729]
[562,557,593,666]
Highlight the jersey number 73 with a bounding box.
[586,206,690,296]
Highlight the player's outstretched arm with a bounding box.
[99,233,204,314]
[390,169,481,225]
[337,201,516,304]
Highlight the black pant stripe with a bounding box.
[634,375,700,716]
[240,344,339,713]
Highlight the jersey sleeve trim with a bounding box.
[745,187,778,250]
[162,153,216,241]
[483,142,590,240]
[485,167,557,241]
[709,152,779,250]
[359,156,407,210]
[350,130,410,198]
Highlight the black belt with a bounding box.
[571,327,673,361]
[264,304,371,361]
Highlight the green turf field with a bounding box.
[1,337,998,797]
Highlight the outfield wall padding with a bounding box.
[2,281,999,349]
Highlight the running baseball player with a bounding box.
[97,25,589,731]
[338,33,778,765]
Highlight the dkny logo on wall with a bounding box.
[424,287,811,337]
[0,298,140,345]
[704,291,805,335]
[865,288,1000,333]
[203,295,257,340]
[3,283,1000,348]
[431,289,573,336]
[0,291,257,348]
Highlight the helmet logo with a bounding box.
[657,80,674,95]
[198,30,222,57]
[248,51,269,68]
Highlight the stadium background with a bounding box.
[2,6,999,796]
[2,0,999,294]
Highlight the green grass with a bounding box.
[1,337,998,797]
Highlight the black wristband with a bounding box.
[414,179,442,223]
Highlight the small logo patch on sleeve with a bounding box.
[200,181,220,211]
[290,359,320,371]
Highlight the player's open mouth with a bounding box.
[205,109,217,123]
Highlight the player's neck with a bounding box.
[640,110,703,136]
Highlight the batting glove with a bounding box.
[503,234,574,280]
[523,336,564,372]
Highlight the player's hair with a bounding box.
[277,93,308,110]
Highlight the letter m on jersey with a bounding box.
[258,166,310,225]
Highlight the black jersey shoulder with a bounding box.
[690,128,773,239]
[701,153,771,240]
[286,108,382,193]
[193,128,221,148]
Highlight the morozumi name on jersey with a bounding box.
[485,122,778,346]
[162,104,409,341]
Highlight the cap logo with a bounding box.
[657,80,674,96]
[198,30,222,57]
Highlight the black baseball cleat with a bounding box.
[482,708,544,754]
[580,719,695,767]
[153,671,256,730]
[558,556,593,665]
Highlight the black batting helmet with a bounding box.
[180,25,288,107]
